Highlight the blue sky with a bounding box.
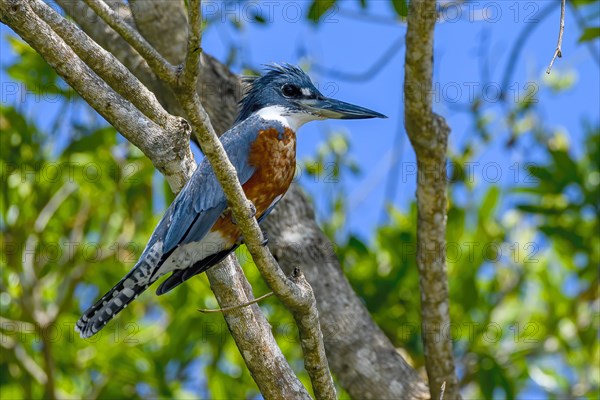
[1,1,598,398]
[198,0,599,237]
[1,1,598,240]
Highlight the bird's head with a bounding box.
[235,64,386,129]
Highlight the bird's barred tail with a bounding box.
[75,244,163,338]
[75,277,148,338]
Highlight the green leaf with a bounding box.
[348,235,369,255]
[307,0,336,23]
[572,0,598,7]
[63,126,116,155]
[480,186,500,220]
[253,14,266,24]
[578,26,600,42]
[391,0,409,18]
[5,37,74,99]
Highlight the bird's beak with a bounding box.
[302,97,387,120]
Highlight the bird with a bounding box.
[75,64,386,338]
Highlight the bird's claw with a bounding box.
[260,230,268,247]
[229,202,256,225]
[228,207,237,225]
[248,201,257,218]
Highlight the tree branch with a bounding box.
[198,291,274,313]
[129,0,188,65]
[82,0,178,85]
[206,258,312,399]
[29,0,173,130]
[264,185,430,400]
[53,0,191,131]
[404,1,460,399]
[181,0,202,88]
[546,0,566,74]
[97,5,427,395]
[42,1,430,397]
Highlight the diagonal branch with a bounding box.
[70,1,428,395]
[206,259,311,399]
[82,0,178,85]
[404,1,460,399]
[264,185,430,399]
[28,0,173,130]
[181,0,202,88]
[171,7,336,393]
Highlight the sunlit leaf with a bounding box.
[578,26,600,42]
[307,0,337,23]
[391,0,409,18]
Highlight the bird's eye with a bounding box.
[281,84,301,98]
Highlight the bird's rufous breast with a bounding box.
[210,127,297,244]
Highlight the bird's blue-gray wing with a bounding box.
[149,121,263,259]
[75,117,284,337]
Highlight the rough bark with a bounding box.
[129,0,187,65]
[29,0,173,131]
[207,258,311,399]
[6,0,434,398]
[61,2,429,398]
[264,185,431,400]
[2,1,317,398]
[404,1,461,399]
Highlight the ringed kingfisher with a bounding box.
[76,64,386,338]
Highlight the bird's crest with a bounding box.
[236,63,314,123]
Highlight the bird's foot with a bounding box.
[229,202,256,225]
[260,230,268,247]
[248,201,257,218]
[228,208,238,225]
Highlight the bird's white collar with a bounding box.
[255,106,319,131]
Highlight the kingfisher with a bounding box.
[76,64,386,338]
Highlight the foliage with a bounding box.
[336,128,599,398]
[300,131,360,241]
[0,40,315,400]
[2,1,599,399]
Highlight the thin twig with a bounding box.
[439,381,446,400]
[181,0,202,89]
[198,291,274,313]
[546,0,566,74]
[500,3,557,94]
[30,0,176,128]
[82,0,178,84]
[34,182,78,233]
